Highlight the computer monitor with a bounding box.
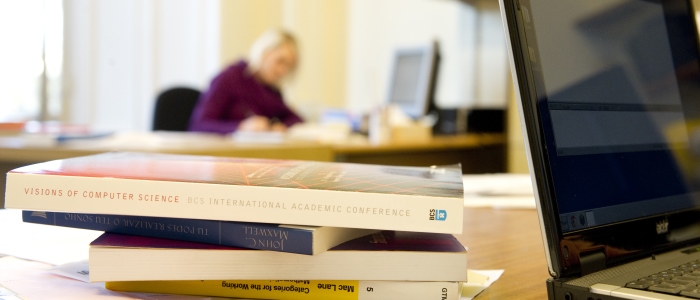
[386,41,440,119]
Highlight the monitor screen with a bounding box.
[387,42,440,119]
[519,0,700,233]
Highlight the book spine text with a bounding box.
[105,279,461,300]
[22,211,314,254]
[8,173,463,233]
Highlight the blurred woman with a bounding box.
[188,29,303,134]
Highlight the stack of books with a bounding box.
[5,151,468,299]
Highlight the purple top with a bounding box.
[188,60,303,134]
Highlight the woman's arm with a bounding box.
[278,106,303,128]
[188,68,245,134]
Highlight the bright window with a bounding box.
[0,0,63,122]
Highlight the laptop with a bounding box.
[500,0,700,299]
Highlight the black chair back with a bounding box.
[152,87,201,131]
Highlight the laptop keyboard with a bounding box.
[626,260,700,298]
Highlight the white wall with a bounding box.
[62,0,220,131]
[346,0,509,113]
[0,1,53,121]
[60,0,510,131]
[473,0,509,109]
[280,1,348,121]
[217,1,348,122]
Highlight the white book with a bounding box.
[6,152,464,233]
[89,231,468,282]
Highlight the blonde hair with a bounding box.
[247,29,298,73]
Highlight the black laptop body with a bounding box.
[500,0,700,299]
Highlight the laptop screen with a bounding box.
[517,0,700,233]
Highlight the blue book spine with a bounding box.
[22,210,315,255]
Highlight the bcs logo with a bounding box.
[429,209,447,221]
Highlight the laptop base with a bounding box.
[548,278,622,300]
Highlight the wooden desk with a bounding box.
[333,133,507,173]
[460,207,550,299]
[0,132,504,166]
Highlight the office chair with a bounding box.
[152,87,201,131]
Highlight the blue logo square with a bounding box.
[436,210,447,221]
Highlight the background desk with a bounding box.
[0,132,335,163]
[333,133,506,174]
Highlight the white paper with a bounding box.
[462,174,536,209]
[461,269,505,299]
[0,209,103,265]
[0,257,229,300]
[0,256,117,300]
[463,174,534,196]
[50,260,91,283]
[0,286,19,297]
